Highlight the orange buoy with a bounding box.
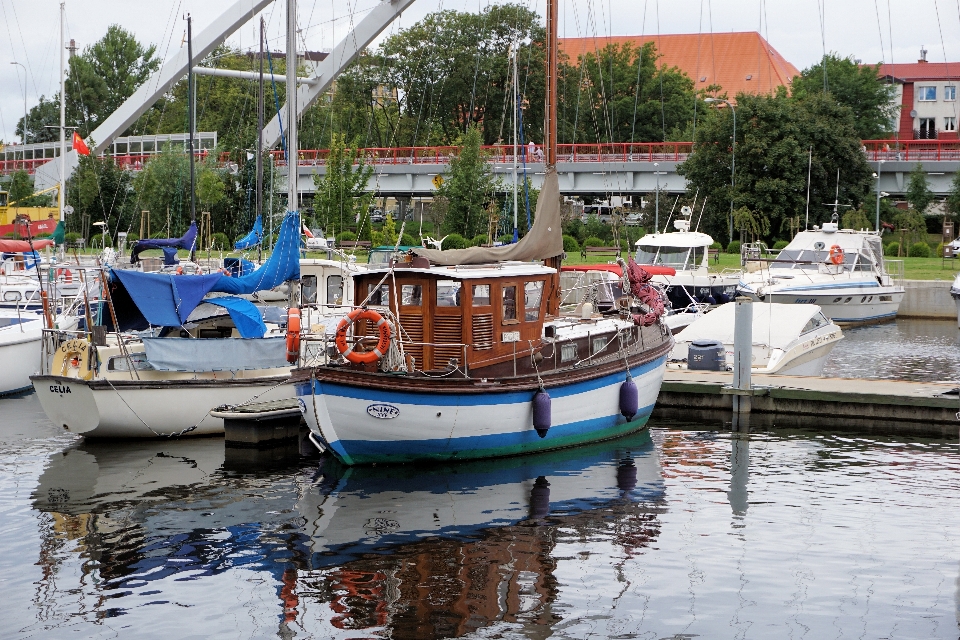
[335,308,391,365]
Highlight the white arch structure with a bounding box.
[36,0,416,191]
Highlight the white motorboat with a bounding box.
[633,216,740,311]
[737,222,905,325]
[668,302,843,376]
[0,302,80,396]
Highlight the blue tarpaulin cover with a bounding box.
[131,221,198,263]
[108,211,300,331]
[205,296,268,338]
[234,215,263,250]
[142,336,288,371]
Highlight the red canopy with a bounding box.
[0,239,54,252]
[561,263,677,277]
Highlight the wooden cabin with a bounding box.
[352,264,560,373]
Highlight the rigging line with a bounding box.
[887,0,896,143]
[707,0,717,89]
[690,0,703,143]
[763,0,772,93]
[630,0,649,144]
[933,0,956,122]
[655,0,666,142]
[466,0,487,129]
[816,0,827,92]
[872,0,886,63]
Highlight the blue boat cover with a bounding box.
[108,211,300,331]
[211,211,300,295]
[142,336,288,371]
[161,247,180,265]
[130,221,198,263]
[223,257,256,277]
[205,296,267,338]
[234,215,263,250]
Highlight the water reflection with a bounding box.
[728,414,749,518]
[825,317,960,382]
[28,432,664,638]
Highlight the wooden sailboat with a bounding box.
[291,0,673,465]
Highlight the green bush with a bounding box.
[908,241,932,258]
[772,240,789,250]
[64,232,82,245]
[583,236,606,248]
[211,232,229,250]
[727,240,742,254]
[884,241,900,257]
[336,231,357,243]
[498,233,514,244]
[562,234,580,253]
[370,231,385,247]
[710,241,722,251]
[400,233,417,247]
[124,234,139,245]
[443,233,468,250]
[471,234,488,247]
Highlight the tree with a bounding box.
[312,133,374,237]
[132,145,191,237]
[946,170,960,219]
[791,54,898,140]
[8,170,36,203]
[67,154,136,241]
[576,42,697,143]
[841,209,872,231]
[905,163,934,215]
[679,90,874,244]
[16,96,60,144]
[732,206,769,243]
[436,125,496,238]
[66,25,159,137]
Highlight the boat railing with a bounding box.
[884,259,905,288]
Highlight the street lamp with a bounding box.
[705,97,736,243]
[10,61,27,144]
[874,160,885,232]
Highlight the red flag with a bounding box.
[72,131,90,156]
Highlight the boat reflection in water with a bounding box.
[31,432,664,638]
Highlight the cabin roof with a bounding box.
[785,229,881,251]
[360,262,556,280]
[634,231,716,249]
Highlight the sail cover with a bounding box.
[130,221,198,263]
[0,239,54,252]
[234,215,263,250]
[412,168,564,265]
[211,211,300,295]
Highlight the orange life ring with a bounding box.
[829,245,844,265]
[335,308,391,365]
[286,308,301,363]
[175,265,184,275]
[56,268,73,283]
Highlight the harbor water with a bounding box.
[3,391,960,638]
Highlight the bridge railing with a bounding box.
[862,139,960,161]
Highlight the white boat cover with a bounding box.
[142,336,288,372]
[674,303,822,350]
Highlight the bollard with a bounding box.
[732,296,753,413]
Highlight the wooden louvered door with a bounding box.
[397,279,426,371]
[428,278,464,371]
[468,281,494,368]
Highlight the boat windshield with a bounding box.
[635,245,692,268]
[771,248,873,271]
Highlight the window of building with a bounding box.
[946,86,957,101]
[326,276,344,304]
[946,117,957,131]
[918,86,937,101]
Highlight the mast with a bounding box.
[187,14,196,224]
[286,0,298,214]
[257,17,264,228]
[512,44,518,243]
[544,0,558,169]
[58,2,66,224]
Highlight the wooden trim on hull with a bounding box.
[292,337,673,395]
[31,374,292,392]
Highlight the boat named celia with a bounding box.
[293,171,673,466]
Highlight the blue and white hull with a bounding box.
[296,356,667,465]
[738,280,903,324]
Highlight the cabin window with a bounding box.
[3,292,20,301]
[502,285,518,323]
[472,284,491,306]
[524,281,544,321]
[689,246,704,268]
[367,283,390,306]
[437,280,460,306]
[592,336,607,355]
[560,343,578,362]
[326,276,343,304]
[301,275,318,304]
[800,313,828,335]
[401,284,422,306]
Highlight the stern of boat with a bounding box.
[31,375,101,434]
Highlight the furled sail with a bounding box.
[130,221,198,263]
[234,215,263,250]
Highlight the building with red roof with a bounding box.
[878,51,960,140]
[559,32,800,103]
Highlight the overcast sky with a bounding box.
[0,0,954,144]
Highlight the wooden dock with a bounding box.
[657,370,960,437]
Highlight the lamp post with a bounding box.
[654,162,660,232]
[705,97,736,243]
[874,160,884,232]
[10,61,27,144]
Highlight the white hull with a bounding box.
[741,285,903,324]
[298,358,667,465]
[0,322,42,394]
[32,375,293,438]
